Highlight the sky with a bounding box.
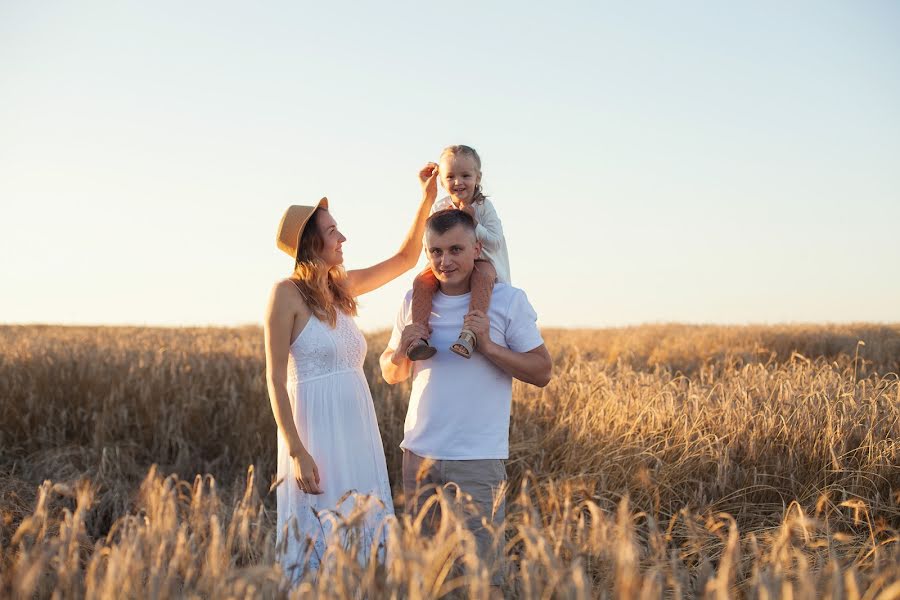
[1,1,899,332]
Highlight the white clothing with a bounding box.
[276,310,394,580]
[388,283,544,460]
[430,196,511,284]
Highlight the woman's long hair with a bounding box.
[290,208,357,327]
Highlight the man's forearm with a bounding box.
[380,348,412,384]
[480,342,552,387]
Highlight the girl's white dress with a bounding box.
[276,310,394,580]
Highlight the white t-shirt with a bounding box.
[388,283,544,460]
[430,196,511,284]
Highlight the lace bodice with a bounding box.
[288,311,367,383]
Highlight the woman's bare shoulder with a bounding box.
[270,278,311,313]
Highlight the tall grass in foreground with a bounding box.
[1,323,898,598]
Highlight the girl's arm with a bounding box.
[472,200,504,252]
[346,164,438,297]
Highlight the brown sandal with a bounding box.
[450,328,476,359]
[407,339,437,361]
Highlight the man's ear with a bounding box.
[474,240,483,260]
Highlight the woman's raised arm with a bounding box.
[346,163,438,297]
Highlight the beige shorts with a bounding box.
[402,450,507,585]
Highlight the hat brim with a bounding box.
[276,197,329,259]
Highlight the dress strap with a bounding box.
[288,278,309,303]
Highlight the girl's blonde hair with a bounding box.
[290,208,357,327]
[440,144,488,205]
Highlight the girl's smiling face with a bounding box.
[439,153,481,205]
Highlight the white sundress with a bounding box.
[276,309,395,581]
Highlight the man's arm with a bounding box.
[380,322,430,385]
[481,341,552,387]
[379,347,411,384]
[463,309,552,387]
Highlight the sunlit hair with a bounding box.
[290,208,357,327]
[426,209,477,237]
[440,144,488,205]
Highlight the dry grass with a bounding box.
[0,323,898,598]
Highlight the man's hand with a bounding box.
[419,162,439,201]
[393,323,431,365]
[463,310,491,352]
[382,323,430,384]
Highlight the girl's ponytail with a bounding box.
[471,184,487,205]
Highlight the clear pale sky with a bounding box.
[2,1,898,331]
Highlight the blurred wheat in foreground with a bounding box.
[0,324,898,598]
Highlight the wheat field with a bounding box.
[0,323,898,599]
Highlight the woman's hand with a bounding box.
[419,162,439,200]
[292,450,323,495]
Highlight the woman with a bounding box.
[265,165,438,580]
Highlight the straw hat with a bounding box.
[276,198,329,259]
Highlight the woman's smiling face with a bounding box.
[313,209,346,267]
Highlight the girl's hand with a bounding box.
[457,201,477,219]
[292,450,323,495]
[418,162,439,200]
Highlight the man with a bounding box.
[380,209,552,585]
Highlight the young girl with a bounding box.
[406,144,511,360]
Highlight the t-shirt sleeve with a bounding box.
[504,289,544,353]
[387,291,414,350]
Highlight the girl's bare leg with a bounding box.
[451,259,496,358]
[407,267,439,361]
